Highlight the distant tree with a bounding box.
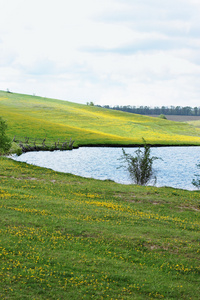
[192,163,200,189]
[87,101,94,106]
[119,139,159,186]
[182,106,192,115]
[194,107,198,116]
[0,117,11,153]
[97,104,200,116]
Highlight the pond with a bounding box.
[11,146,200,190]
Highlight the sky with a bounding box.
[1,0,200,107]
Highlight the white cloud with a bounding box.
[0,0,200,107]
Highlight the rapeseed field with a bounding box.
[1,90,200,147]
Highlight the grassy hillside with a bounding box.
[1,90,200,147]
[0,156,200,299]
[187,120,200,128]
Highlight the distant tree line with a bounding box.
[97,105,200,116]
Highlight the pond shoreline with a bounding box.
[77,143,200,148]
[14,141,200,155]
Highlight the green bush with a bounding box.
[0,117,11,154]
[159,114,167,119]
[119,139,159,185]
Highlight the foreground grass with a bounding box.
[0,156,199,299]
[1,90,200,147]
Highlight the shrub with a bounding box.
[86,101,94,106]
[119,139,159,185]
[159,114,167,119]
[0,117,11,154]
[192,163,200,189]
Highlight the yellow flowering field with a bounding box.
[0,156,199,299]
[1,90,200,147]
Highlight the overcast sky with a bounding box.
[1,0,200,107]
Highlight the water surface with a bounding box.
[11,146,200,190]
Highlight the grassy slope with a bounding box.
[0,156,200,299]
[188,120,200,128]
[1,90,200,146]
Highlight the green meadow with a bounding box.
[0,157,200,299]
[0,90,200,299]
[1,90,200,147]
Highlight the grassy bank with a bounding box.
[1,90,200,148]
[0,156,200,299]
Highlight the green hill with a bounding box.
[1,90,200,147]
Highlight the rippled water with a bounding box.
[11,146,200,190]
